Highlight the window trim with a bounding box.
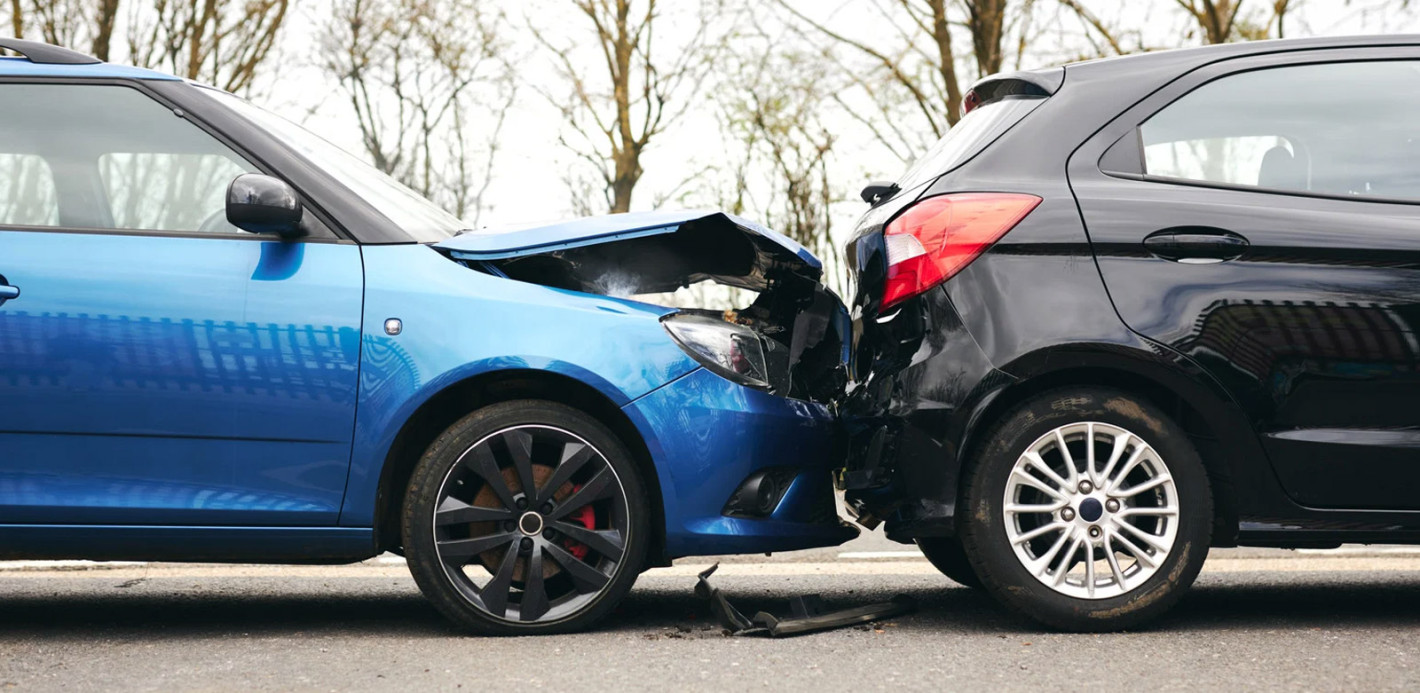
[0,76,350,244]
[1091,47,1420,208]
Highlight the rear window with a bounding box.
[897,96,1044,189]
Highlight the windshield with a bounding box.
[197,87,466,242]
[897,96,1044,189]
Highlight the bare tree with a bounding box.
[320,0,516,223]
[530,0,728,214]
[772,0,1039,163]
[710,17,848,294]
[7,0,115,57]
[125,0,290,94]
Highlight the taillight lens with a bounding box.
[881,192,1041,310]
[962,89,982,115]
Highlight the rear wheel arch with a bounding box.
[958,362,1242,546]
[373,369,667,565]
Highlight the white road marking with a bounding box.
[837,550,925,559]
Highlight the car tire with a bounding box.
[916,537,983,588]
[402,400,649,635]
[959,387,1212,631]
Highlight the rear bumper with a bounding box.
[624,368,859,557]
[840,287,1013,541]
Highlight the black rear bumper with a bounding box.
[838,286,1015,542]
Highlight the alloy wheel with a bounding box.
[432,424,631,624]
[1002,421,1179,599]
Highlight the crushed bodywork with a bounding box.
[437,211,850,402]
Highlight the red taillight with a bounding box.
[880,193,1041,310]
[962,89,982,115]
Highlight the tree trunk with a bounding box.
[92,0,121,61]
[9,0,22,39]
[967,0,1007,77]
[927,0,962,126]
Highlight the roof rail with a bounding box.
[0,38,101,65]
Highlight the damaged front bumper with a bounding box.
[625,367,859,557]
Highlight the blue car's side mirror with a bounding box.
[227,173,304,237]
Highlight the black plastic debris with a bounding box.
[694,564,917,637]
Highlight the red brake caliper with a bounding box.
[563,484,596,560]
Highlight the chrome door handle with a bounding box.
[0,275,19,304]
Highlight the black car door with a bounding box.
[1068,48,1420,511]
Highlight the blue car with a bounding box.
[0,39,856,634]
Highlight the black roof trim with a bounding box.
[0,38,101,65]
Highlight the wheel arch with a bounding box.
[371,368,668,564]
[960,356,1250,546]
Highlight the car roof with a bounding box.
[1064,34,1420,80]
[0,55,179,80]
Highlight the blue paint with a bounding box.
[0,56,178,80]
[0,231,362,526]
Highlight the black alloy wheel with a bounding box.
[403,400,648,635]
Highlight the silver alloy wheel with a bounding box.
[1002,421,1179,600]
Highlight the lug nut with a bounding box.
[516,497,529,510]
[541,502,554,514]
[519,537,534,553]
[1106,499,1120,512]
[1061,507,1076,521]
[1089,526,1102,539]
[1078,481,1094,494]
[503,520,516,532]
[543,528,558,541]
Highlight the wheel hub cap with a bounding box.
[518,511,545,536]
[1078,497,1104,523]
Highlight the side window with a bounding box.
[0,83,259,234]
[1139,61,1420,201]
[0,154,59,226]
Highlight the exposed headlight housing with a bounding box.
[661,313,778,391]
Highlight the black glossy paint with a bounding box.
[844,35,1420,548]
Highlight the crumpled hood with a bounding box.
[435,210,822,294]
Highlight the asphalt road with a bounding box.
[2,531,1419,692]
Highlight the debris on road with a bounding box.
[694,564,917,637]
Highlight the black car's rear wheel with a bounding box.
[916,537,983,588]
[403,400,647,635]
[959,387,1212,631]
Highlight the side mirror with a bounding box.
[227,173,304,237]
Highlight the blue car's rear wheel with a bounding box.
[402,400,647,635]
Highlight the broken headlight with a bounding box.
[662,313,774,390]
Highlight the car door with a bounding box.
[0,81,363,526]
[1069,49,1420,511]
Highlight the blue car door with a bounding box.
[0,82,363,526]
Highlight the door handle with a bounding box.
[0,274,19,304]
[1142,227,1249,263]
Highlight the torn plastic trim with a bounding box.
[694,564,918,637]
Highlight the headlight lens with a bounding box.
[661,314,771,390]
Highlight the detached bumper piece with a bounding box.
[694,565,917,637]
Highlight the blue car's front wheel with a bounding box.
[402,400,648,635]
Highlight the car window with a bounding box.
[0,154,59,226]
[100,153,253,232]
[898,96,1044,190]
[0,83,259,234]
[1140,61,1420,201]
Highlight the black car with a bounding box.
[841,35,1420,630]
